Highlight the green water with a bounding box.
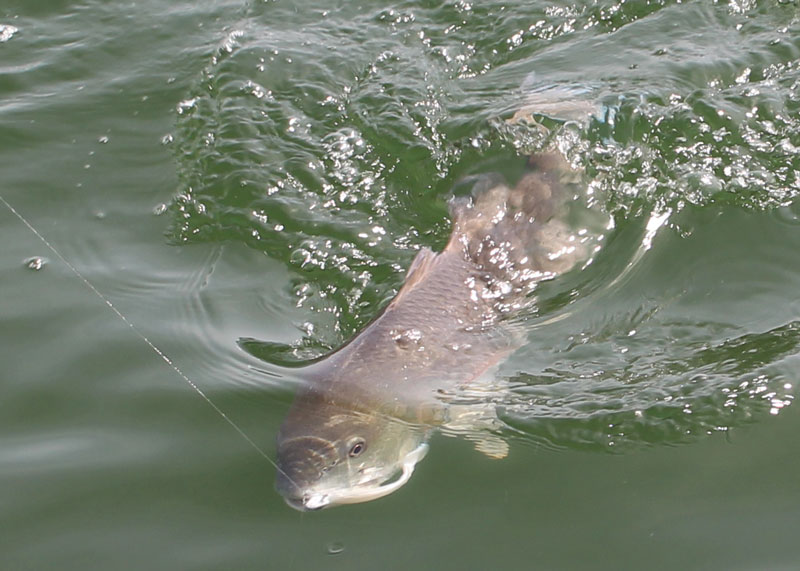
[2,0,800,569]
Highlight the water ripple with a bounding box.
[167,0,800,450]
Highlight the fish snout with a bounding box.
[275,436,338,509]
[282,493,327,512]
[275,474,327,512]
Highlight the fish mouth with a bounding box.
[283,495,325,512]
[281,442,429,511]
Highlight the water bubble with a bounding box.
[243,80,272,100]
[220,29,245,54]
[23,257,47,271]
[176,98,197,115]
[391,328,424,350]
[507,30,524,49]
[0,24,18,43]
[326,541,345,555]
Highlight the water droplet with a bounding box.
[0,24,18,43]
[176,98,197,115]
[326,541,345,555]
[24,256,47,271]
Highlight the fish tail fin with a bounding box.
[444,85,606,305]
[447,151,586,298]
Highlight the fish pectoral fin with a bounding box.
[442,404,510,459]
[442,426,510,460]
[470,433,509,460]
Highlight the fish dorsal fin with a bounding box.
[406,247,437,284]
[388,247,438,307]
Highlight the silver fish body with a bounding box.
[276,152,598,510]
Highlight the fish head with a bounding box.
[275,399,429,511]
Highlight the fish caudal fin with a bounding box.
[447,151,588,309]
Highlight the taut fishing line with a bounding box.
[0,193,296,485]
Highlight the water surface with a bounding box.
[2,1,800,569]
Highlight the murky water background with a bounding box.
[2,1,800,569]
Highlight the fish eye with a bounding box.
[348,440,366,457]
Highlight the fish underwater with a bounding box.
[275,95,608,511]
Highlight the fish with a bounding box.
[275,96,606,511]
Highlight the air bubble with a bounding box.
[23,257,47,271]
[326,541,345,555]
[0,24,17,43]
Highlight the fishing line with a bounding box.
[0,193,296,484]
